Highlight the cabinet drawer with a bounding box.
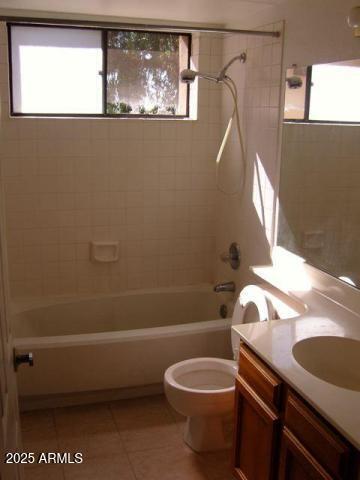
[284,391,350,479]
[238,344,282,409]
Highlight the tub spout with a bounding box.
[213,282,236,293]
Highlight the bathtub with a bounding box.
[13,286,233,402]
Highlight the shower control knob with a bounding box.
[220,242,241,270]
[14,351,34,371]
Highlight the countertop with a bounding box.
[232,287,360,450]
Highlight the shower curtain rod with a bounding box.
[0,16,281,37]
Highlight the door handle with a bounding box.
[14,351,34,371]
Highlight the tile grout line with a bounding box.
[158,399,233,480]
[108,401,140,480]
[21,399,233,480]
[51,408,67,480]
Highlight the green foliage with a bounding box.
[107,102,133,114]
[107,101,173,116]
[108,31,179,53]
[119,102,133,113]
[107,102,119,114]
[149,105,159,114]
[137,104,171,115]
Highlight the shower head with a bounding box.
[286,75,303,89]
[180,52,247,85]
[180,69,220,84]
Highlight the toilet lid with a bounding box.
[231,285,274,356]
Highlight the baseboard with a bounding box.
[19,383,164,411]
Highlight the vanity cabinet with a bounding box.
[233,344,283,480]
[232,343,357,480]
[278,427,331,480]
[233,375,280,479]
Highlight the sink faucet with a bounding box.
[214,281,236,293]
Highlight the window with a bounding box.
[10,26,103,114]
[284,59,360,123]
[106,31,189,116]
[309,61,360,122]
[8,24,191,117]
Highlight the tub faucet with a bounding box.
[213,281,236,293]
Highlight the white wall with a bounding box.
[0,25,224,298]
[227,0,360,67]
[215,0,360,297]
[215,23,283,291]
[1,0,359,300]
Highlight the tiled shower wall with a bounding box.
[278,123,360,281]
[0,23,224,298]
[215,23,283,288]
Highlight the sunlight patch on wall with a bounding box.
[252,153,275,244]
[271,246,311,292]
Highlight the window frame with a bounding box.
[7,22,191,119]
[284,65,360,125]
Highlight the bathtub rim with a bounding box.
[14,317,232,349]
[10,283,225,314]
[12,284,232,349]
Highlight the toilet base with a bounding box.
[184,415,231,452]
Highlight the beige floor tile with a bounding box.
[128,444,209,480]
[195,449,233,480]
[55,403,117,438]
[111,395,182,452]
[22,437,61,469]
[110,395,170,424]
[22,437,60,455]
[21,409,57,443]
[57,430,125,459]
[21,396,233,480]
[24,464,64,480]
[63,454,136,480]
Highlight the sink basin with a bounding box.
[292,336,360,391]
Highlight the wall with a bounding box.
[215,23,283,290]
[215,0,360,300]
[226,0,360,68]
[2,0,358,301]
[278,123,360,284]
[0,24,224,298]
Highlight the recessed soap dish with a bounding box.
[90,241,119,263]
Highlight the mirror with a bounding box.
[277,59,360,288]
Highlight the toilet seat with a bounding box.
[165,357,237,395]
[231,284,274,359]
[164,356,237,425]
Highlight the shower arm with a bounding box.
[218,53,247,81]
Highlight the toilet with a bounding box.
[164,284,275,452]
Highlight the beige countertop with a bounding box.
[232,287,360,450]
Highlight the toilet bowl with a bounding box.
[164,284,274,452]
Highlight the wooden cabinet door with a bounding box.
[233,375,280,480]
[278,428,333,480]
[284,392,350,479]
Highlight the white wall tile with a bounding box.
[0,25,283,298]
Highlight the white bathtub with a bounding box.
[13,286,232,401]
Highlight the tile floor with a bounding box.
[21,395,233,480]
